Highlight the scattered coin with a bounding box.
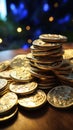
[10,54,29,69]
[0,60,10,72]
[0,108,18,122]
[9,82,38,95]
[18,90,47,109]
[47,85,73,108]
[0,92,18,115]
[10,67,33,82]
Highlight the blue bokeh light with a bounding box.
[43,3,50,12]
[34,29,42,37]
[58,14,70,24]
[63,0,68,3]
[19,2,25,9]
[10,2,28,21]
[22,43,29,50]
[10,3,17,15]
[10,3,16,10]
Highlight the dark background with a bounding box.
[0,0,73,50]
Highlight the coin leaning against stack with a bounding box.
[27,34,72,89]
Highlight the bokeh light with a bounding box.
[49,16,54,22]
[54,2,59,8]
[27,39,32,44]
[43,3,50,12]
[0,38,3,44]
[26,26,30,30]
[17,27,22,33]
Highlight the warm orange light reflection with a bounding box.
[49,16,54,22]
[26,26,30,30]
[27,39,32,44]
[54,2,59,8]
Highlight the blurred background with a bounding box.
[0,0,73,50]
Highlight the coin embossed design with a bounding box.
[0,69,12,79]
[9,82,38,95]
[0,60,10,72]
[47,85,73,108]
[0,92,18,114]
[10,54,29,68]
[18,90,47,109]
[10,67,33,82]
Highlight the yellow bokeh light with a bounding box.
[54,2,59,8]
[0,38,3,44]
[26,26,30,30]
[49,16,54,22]
[17,27,22,33]
[27,39,32,44]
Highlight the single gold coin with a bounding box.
[0,78,7,91]
[18,90,47,109]
[63,49,73,60]
[10,67,33,82]
[33,62,62,70]
[0,60,10,72]
[9,82,38,95]
[47,85,73,108]
[39,34,67,42]
[0,108,18,122]
[0,92,18,115]
[32,39,62,48]
[0,69,12,79]
[10,54,29,68]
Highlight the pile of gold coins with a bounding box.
[0,54,47,121]
[0,34,73,122]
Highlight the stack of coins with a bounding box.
[0,92,18,121]
[27,34,71,89]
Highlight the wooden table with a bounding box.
[0,43,73,130]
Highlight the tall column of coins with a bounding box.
[27,34,72,89]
